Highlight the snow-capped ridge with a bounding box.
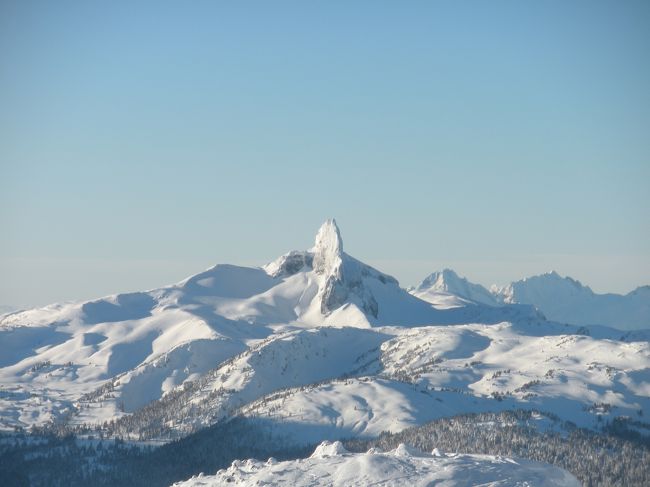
[416,268,648,330]
[495,271,594,303]
[493,271,649,329]
[414,269,497,306]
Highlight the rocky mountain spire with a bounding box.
[312,219,343,278]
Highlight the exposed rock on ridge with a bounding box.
[311,219,393,318]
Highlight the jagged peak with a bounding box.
[520,271,590,290]
[261,219,401,320]
[312,219,343,277]
[525,270,566,282]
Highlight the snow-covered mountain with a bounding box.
[0,220,537,433]
[174,441,579,487]
[0,219,648,459]
[413,269,649,330]
[412,269,498,308]
[493,271,650,330]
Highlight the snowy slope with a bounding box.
[82,317,650,443]
[233,323,650,445]
[97,326,390,438]
[173,441,580,487]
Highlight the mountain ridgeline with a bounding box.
[0,219,648,486]
[413,268,649,330]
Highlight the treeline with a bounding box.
[345,410,650,487]
[0,418,309,487]
[1,410,648,487]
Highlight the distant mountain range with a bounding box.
[0,219,648,459]
[413,268,649,330]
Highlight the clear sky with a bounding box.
[1,1,649,308]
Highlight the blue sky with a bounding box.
[1,1,649,307]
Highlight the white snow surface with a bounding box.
[172,441,580,487]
